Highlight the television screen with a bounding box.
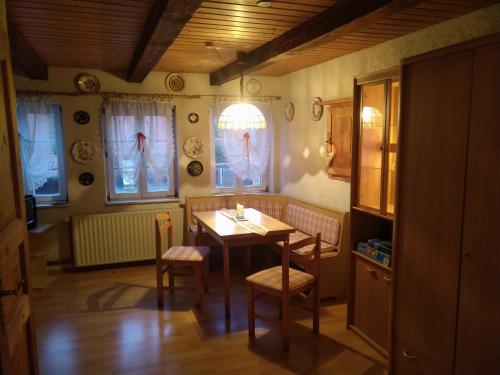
[25,195,37,229]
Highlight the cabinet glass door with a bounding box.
[386,80,399,214]
[358,82,385,211]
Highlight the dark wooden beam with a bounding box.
[7,21,48,80]
[127,0,203,82]
[210,0,419,85]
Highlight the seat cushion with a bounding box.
[285,204,341,246]
[247,199,283,220]
[162,246,209,262]
[246,266,314,292]
[277,230,338,255]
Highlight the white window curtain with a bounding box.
[17,96,55,195]
[211,101,273,181]
[103,99,175,197]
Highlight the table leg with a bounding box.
[223,241,230,319]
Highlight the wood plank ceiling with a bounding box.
[5,0,498,82]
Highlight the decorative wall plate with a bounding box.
[71,141,97,164]
[74,110,90,125]
[183,137,203,159]
[78,172,95,186]
[284,102,294,121]
[311,97,324,121]
[188,112,199,124]
[166,73,185,92]
[187,161,203,177]
[246,78,262,95]
[75,73,100,93]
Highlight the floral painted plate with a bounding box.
[183,137,203,159]
[72,141,97,164]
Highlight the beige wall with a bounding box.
[278,3,500,213]
[14,69,282,261]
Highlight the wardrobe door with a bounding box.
[393,50,474,372]
[455,42,500,375]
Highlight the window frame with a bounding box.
[209,104,270,194]
[24,104,68,205]
[103,106,178,202]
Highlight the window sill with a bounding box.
[105,198,180,206]
[37,202,69,209]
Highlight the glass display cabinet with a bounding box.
[348,67,399,357]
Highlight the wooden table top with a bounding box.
[193,208,295,240]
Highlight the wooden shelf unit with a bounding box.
[347,67,399,357]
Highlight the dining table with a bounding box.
[192,208,295,319]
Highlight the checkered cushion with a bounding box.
[248,200,283,220]
[285,204,341,246]
[276,230,338,255]
[247,266,314,292]
[162,246,209,262]
[191,201,226,224]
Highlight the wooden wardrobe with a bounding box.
[391,34,500,375]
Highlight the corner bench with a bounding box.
[184,194,348,299]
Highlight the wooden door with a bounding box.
[393,50,474,372]
[0,10,39,375]
[455,40,500,375]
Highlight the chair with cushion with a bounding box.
[155,212,210,308]
[246,233,321,351]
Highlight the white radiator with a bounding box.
[72,208,183,267]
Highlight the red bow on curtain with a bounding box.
[243,132,250,162]
[136,132,146,151]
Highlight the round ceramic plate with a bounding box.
[183,137,203,159]
[166,73,185,92]
[75,73,100,93]
[187,161,203,176]
[246,78,262,95]
[311,97,323,121]
[71,141,97,164]
[74,110,90,125]
[284,102,294,121]
[79,172,95,186]
[188,112,199,124]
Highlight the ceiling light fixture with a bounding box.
[217,53,266,130]
[256,0,273,7]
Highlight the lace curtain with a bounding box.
[103,99,174,194]
[17,96,55,195]
[211,101,273,181]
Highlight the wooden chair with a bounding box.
[246,233,321,352]
[155,212,209,308]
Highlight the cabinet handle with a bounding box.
[365,267,376,273]
[383,275,392,282]
[0,279,26,298]
[402,350,416,360]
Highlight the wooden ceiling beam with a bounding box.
[127,0,203,82]
[210,0,420,85]
[7,21,48,80]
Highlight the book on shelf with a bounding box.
[367,238,392,255]
[357,242,391,266]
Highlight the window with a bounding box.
[210,102,272,192]
[17,99,67,204]
[103,100,177,201]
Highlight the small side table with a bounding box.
[28,223,59,289]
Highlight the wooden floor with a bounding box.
[32,264,387,375]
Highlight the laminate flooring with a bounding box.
[32,264,387,375]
